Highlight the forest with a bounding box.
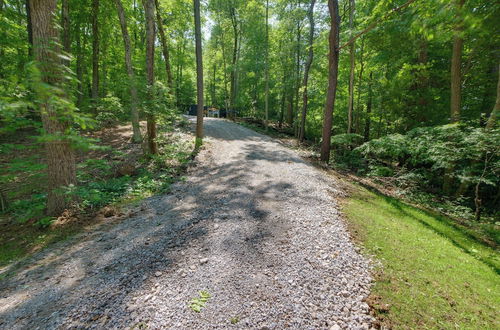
[0,0,499,328]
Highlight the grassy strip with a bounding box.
[343,185,499,329]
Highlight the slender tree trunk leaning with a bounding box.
[347,0,355,134]
[298,0,316,142]
[29,0,76,216]
[364,72,373,142]
[154,0,174,94]
[194,0,204,147]
[75,21,85,109]
[320,0,340,163]
[91,0,100,108]
[450,0,465,123]
[144,0,158,154]
[264,0,269,130]
[114,0,142,143]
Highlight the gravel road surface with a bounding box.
[0,118,373,329]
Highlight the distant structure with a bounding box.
[187,105,229,118]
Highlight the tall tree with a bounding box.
[485,64,499,130]
[450,0,465,123]
[364,72,373,141]
[229,4,240,114]
[264,0,269,129]
[347,0,355,134]
[320,0,340,162]
[61,0,70,57]
[25,0,33,56]
[298,0,316,142]
[144,0,158,154]
[91,0,100,106]
[194,0,204,146]
[155,0,174,93]
[29,0,76,215]
[114,0,142,143]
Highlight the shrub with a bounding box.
[95,93,125,128]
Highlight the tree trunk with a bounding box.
[61,0,70,57]
[229,6,238,115]
[264,0,269,129]
[320,0,340,163]
[364,72,373,142]
[450,0,465,123]
[295,17,301,136]
[144,0,157,154]
[91,0,100,107]
[25,0,33,56]
[287,96,293,126]
[219,25,230,111]
[347,0,355,134]
[29,0,76,216]
[154,0,174,94]
[445,0,465,194]
[355,38,364,133]
[485,64,499,130]
[114,0,142,143]
[194,0,204,147]
[75,20,85,109]
[298,0,316,142]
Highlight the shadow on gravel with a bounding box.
[0,119,320,328]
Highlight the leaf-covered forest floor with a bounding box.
[0,120,195,269]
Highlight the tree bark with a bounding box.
[485,64,499,130]
[114,0,142,143]
[364,72,373,142]
[229,6,238,114]
[294,16,301,136]
[91,0,100,106]
[29,0,76,216]
[61,0,70,57]
[347,0,355,134]
[75,20,85,109]
[154,0,174,93]
[194,0,204,147]
[25,0,33,56]
[450,0,465,123]
[144,0,158,154]
[219,25,230,110]
[444,0,466,194]
[320,0,340,163]
[298,0,316,142]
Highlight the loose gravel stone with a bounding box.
[0,118,373,329]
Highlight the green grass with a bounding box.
[344,185,500,329]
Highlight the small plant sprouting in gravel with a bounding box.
[230,316,240,324]
[188,290,211,312]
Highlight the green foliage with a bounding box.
[356,134,409,163]
[95,93,125,128]
[188,290,211,313]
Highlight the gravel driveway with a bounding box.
[0,118,373,329]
